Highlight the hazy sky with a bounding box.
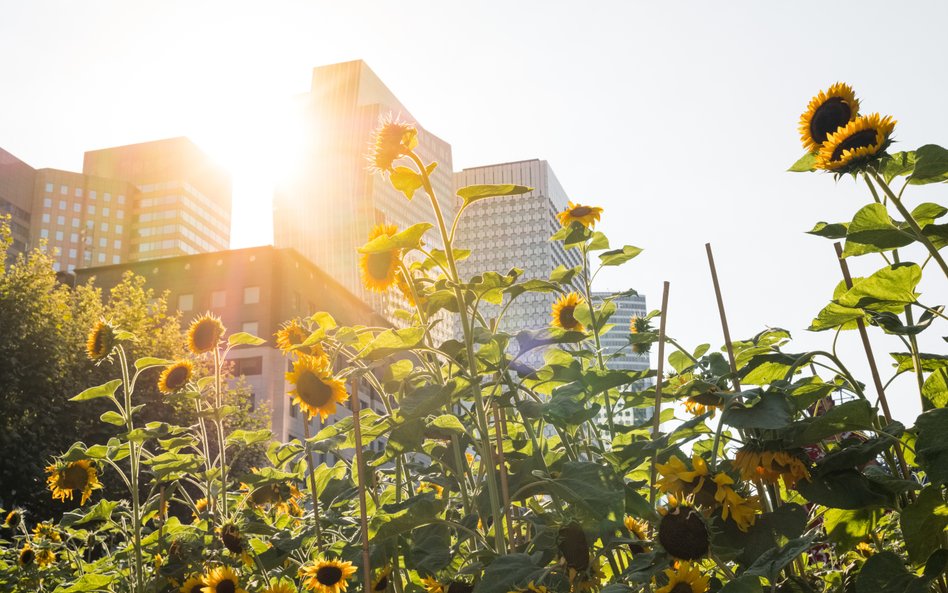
[2,1,946,423]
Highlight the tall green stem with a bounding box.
[213,347,228,519]
[118,347,144,593]
[407,151,506,554]
[580,244,615,439]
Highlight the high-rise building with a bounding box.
[83,137,232,261]
[453,159,583,365]
[592,290,652,440]
[273,60,456,321]
[0,148,35,262]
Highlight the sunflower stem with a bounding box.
[580,243,616,443]
[870,171,948,281]
[302,416,324,551]
[117,346,144,593]
[349,377,373,592]
[407,150,507,555]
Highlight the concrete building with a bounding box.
[273,60,456,324]
[75,245,389,444]
[453,159,584,366]
[0,148,35,262]
[592,290,652,440]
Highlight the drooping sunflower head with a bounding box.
[202,566,248,593]
[187,313,226,355]
[421,576,444,593]
[86,320,118,363]
[158,360,194,394]
[35,548,55,568]
[219,522,243,554]
[712,473,761,532]
[557,522,591,571]
[301,558,358,593]
[360,224,402,293]
[655,561,710,593]
[275,320,325,359]
[4,509,22,529]
[557,202,603,229]
[551,292,585,332]
[286,355,349,421]
[369,114,419,173]
[32,521,61,542]
[629,316,653,354]
[46,459,101,505]
[624,515,651,553]
[815,113,896,172]
[657,504,710,561]
[192,497,209,523]
[799,83,860,152]
[418,482,444,497]
[18,544,34,567]
[372,566,393,592]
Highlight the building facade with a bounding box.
[273,60,456,324]
[75,245,389,443]
[453,159,584,366]
[0,148,35,262]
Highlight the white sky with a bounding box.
[2,1,946,423]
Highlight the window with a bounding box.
[88,205,95,215]
[100,222,108,232]
[45,183,53,193]
[53,262,60,271]
[55,231,63,241]
[112,255,120,264]
[115,224,123,234]
[73,203,81,212]
[71,219,79,228]
[70,233,78,243]
[178,294,193,311]
[117,195,125,204]
[99,238,106,247]
[43,198,51,208]
[233,357,262,376]
[58,200,66,209]
[114,239,121,249]
[42,213,50,223]
[211,290,226,308]
[241,321,259,335]
[103,207,110,217]
[75,188,82,197]
[117,210,124,219]
[67,264,75,272]
[104,193,111,202]
[60,185,67,195]
[40,229,48,238]
[56,216,65,225]
[89,191,96,200]
[69,248,77,259]
[97,253,105,263]
[244,286,260,304]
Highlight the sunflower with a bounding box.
[629,316,653,354]
[264,578,299,593]
[33,522,61,542]
[46,459,101,505]
[733,443,810,487]
[286,355,349,421]
[421,577,444,593]
[4,509,21,529]
[395,268,422,307]
[655,561,710,593]
[418,482,444,497]
[202,566,248,593]
[657,504,709,561]
[624,516,650,553]
[242,473,302,513]
[655,454,710,498]
[18,544,34,567]
[181,575,206,593]
[35,548,55,568]
[569,558,604,593]
[712,473,760,532]
[557,202,603,228]
[158,360,193,394]
[856,541,875,558]
[551,292,585,332]
[372,566,393,592]
[219,522,243,554]
[815,113,896,172]
[300,558,358,593]
[187,313,225,354]
[275,320,326,359]
[360,224,402,292]
[799,83,860,152]
[86,320,117,362]
[192,497,208,522]
[369,115,419,173]
[557,522,590,571]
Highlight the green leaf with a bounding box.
[134,356,172,370]
[550,222,593,247]
[356,327,426,360]
[744,535,817,581]
[472,554,548,593]
[100,411,125,425]
[226,428,273,447]
[901,486,948,563]
[891,352,948,374]
[836,263,921,310]
[310,409,389,450]
[788,152,817,172]
[311,311,337,330]
[910,144,948,185]
[53,573,117,593]
[807,221,849,239]
[915,408,948,484]
[407,523,452,574]
[842,203,914,257]
[912,202,948,227]
[70,379,122,402]
[391,166,424,200]
[588,231,610,251]
[823,508,879,551]
[719,576,763,593]
[427,414,467,436]
[456,184,532,206]
[359,222,433,253]
[228,332,266,346]
[598,245,643,267]
[797,469,895,509]
[879,151,917,183]
[722,393,793,430]
[544,462,624,524]
[922,368,948,409]
[789,400,875,446]
[550,264,581,284]
[857,551,928,593]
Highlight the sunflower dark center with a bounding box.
[216,580,236,593]
[165,365,190,389]
[375,576,389,591]
[92,331,107,355]
[20,549,34,564]
[557,523,590,570]
[830,129,878,162]
[670,584,693,593]
[367,252,395,280]
[192,321,220,351]
[559,306,579,329]
[190,586,204,593]
[317,565,344,585]
[297,371,334,408]
[658,509,709,560]
[810,97,852,145]
[63,465,90,490]
[570,206,592,217]
[447,582,474,593]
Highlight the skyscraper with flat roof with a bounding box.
[453,159,584,365]
[83,137,231,261]
[273,60,456,319]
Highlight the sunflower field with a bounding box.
[2,83,948,593]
